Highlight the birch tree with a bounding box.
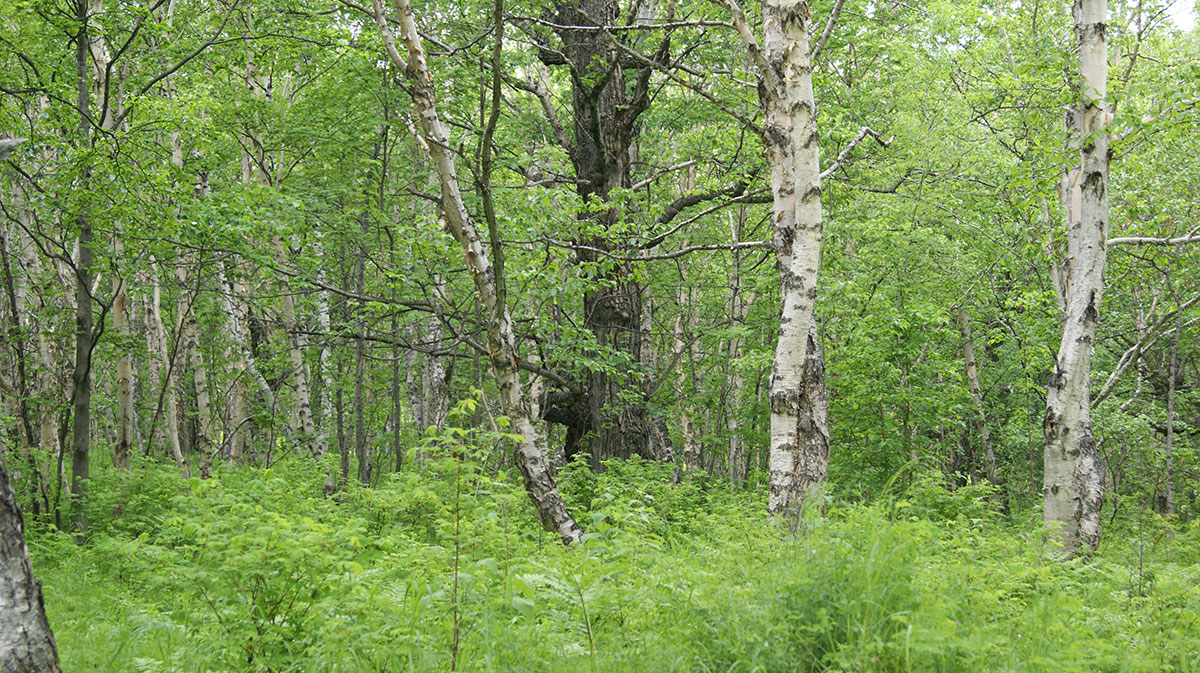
[371,0,583,544]
[1042,0,1110,555]
[0,458,61,673]
[723,0,834,519]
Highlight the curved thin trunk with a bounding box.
[373,0,583,543]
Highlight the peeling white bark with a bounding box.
[0,459,60,672]
[1043,0,1109,555]
[725,0,831,518]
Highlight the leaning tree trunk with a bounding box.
[0,458,61,673]
[373,0,583,544]
[1043,0,1109,555]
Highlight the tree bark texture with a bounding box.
[725,0,832,518]
[149,260,187,474]
[674,285,702,472]
[374,0,584,544]
[1042,0,1109,555]
[549,0,658,466]
[1163,288,1181,514]
[726,211,753,486]
[176,252,214,479]
[0,458,61,673]
[112,236,135,470]
[70,0,95,539]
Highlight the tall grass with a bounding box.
[27,454,1200,672]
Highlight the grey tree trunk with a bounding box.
[373,0,583,543]
[674,284,702,472]
[1042,0,1109,555]
[69,0,95,540]
[354,330,369,485]
[0,458,61,673]
[149,259,187,475]
[957,308,1000,487]
[726,210,753,486]
[112,236,135,470]
[1163,285,1182,514]
[176,252,214,479]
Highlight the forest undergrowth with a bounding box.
[29,447,1200,673]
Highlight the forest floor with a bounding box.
[28,456,1200,673]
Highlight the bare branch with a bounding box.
[1113,97,1200,143]
[819,126,891,180]
[1108,232,1200,247]
[631,160,696,191]
[646,187,771,248]
[811,0,848,63]
[716,0,770,76]
[508,14,732,31]
[550,238,770,261]
[1095,292,1200,405]
[608,38,762,133]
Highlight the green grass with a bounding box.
[26,456,1200,672]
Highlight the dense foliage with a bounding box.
[2,0,1200,668]
[34,450,1200,672]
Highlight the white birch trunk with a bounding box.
[217,264,275,462]
[14,189,60,490]
[423,276,449,429]
[273,236,319,458]
[175,254,213,479]
[0,459,61,672]
[727,210,752,486]
[149,262,186,474]
[313,235,334,461]
[725,0,832,517]
[1043,0,1109,554]
[674,285,702,472]
[373,0,583,544]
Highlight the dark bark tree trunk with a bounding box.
[544,0,661,467]
[354,332,369,485]
[70,0,95,541]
